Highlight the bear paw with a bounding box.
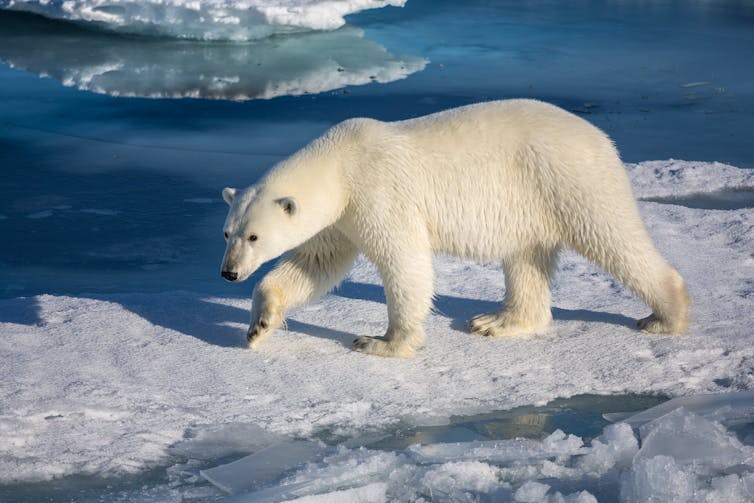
[247,311,284,348]
[247,317,271,348]
[469,312,549,338]
[637,313,686,334]
[353,336,416,358]
[247,287,285,348]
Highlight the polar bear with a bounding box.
[220,99,688,358]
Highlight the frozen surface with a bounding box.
[0,15,426,100]
[200,441,324,494]
[605,391,754,427]
[197,409,754,501]
[1,161,754,501]
[622,408,754,503]
[628,160,754,199]
[0,0,406,40]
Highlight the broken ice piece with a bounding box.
[603,391,754,428]
[200,440,325,494]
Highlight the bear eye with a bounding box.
[224,232,229,239]
[249,234,258,242]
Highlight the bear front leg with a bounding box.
[247,228,358,348]
[353,238,434,358]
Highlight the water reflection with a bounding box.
[352,394,669,451]
[0,11,426,100]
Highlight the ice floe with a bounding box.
[0,0,406,40]
[0,14,426,100]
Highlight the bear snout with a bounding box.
[221,270,239,282]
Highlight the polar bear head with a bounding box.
[220,185,298,282]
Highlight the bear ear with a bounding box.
[222,187,237,205]
[275,197,297,216]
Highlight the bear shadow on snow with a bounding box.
[119,282,637,349]
[0,284,636,348]
[111,292,359,349]
[112,293,249,348]
[333,281,637,334]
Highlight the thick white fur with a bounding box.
[221,99,689,358]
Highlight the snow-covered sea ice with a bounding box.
[2,161,753,501]
[0,0,407,40]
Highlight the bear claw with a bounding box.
[247,321,269,348]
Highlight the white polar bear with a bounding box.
[220,99,689,358]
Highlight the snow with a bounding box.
[626,160,754,199]
[0,0,407,40]
[0,22,427,100]
[1,160,754,500]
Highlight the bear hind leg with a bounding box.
[470,246,557,338]
[569,222,689,334]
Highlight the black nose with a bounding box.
[222,270,238,281]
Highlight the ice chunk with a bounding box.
[605,391,754,428]
[276,483,388,503]
[576,423,638,476]
[620,408,754,502]
[220,482,387,503]
[170,423,284,460]
[420,461,501,495]
[698,474,754,502]
[201,440,325,494]
[0,0,407,40]
[218,448,401,502]
[513,481,597,503]
[621,455,696,503]
[636,408,754,470]
[514,481,551,502]
[409,430,585,464]
[0,18,427,100]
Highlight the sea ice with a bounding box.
[277,483,388,503]
[206,406,754,502]
[621,455,696,503]
[575,423,638,477]
[620,407,754,502]
[635,407,754,471]
[627,160,754,199]
[604,391,754,427]
[513,482,597,503]
[1,161,754,500]
[200,440,325,494]
[407,430,585,465]
[170,423,285,461]
[0,19,426,100]
[0,0,407,40]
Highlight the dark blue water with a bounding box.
[1,0,753,299]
